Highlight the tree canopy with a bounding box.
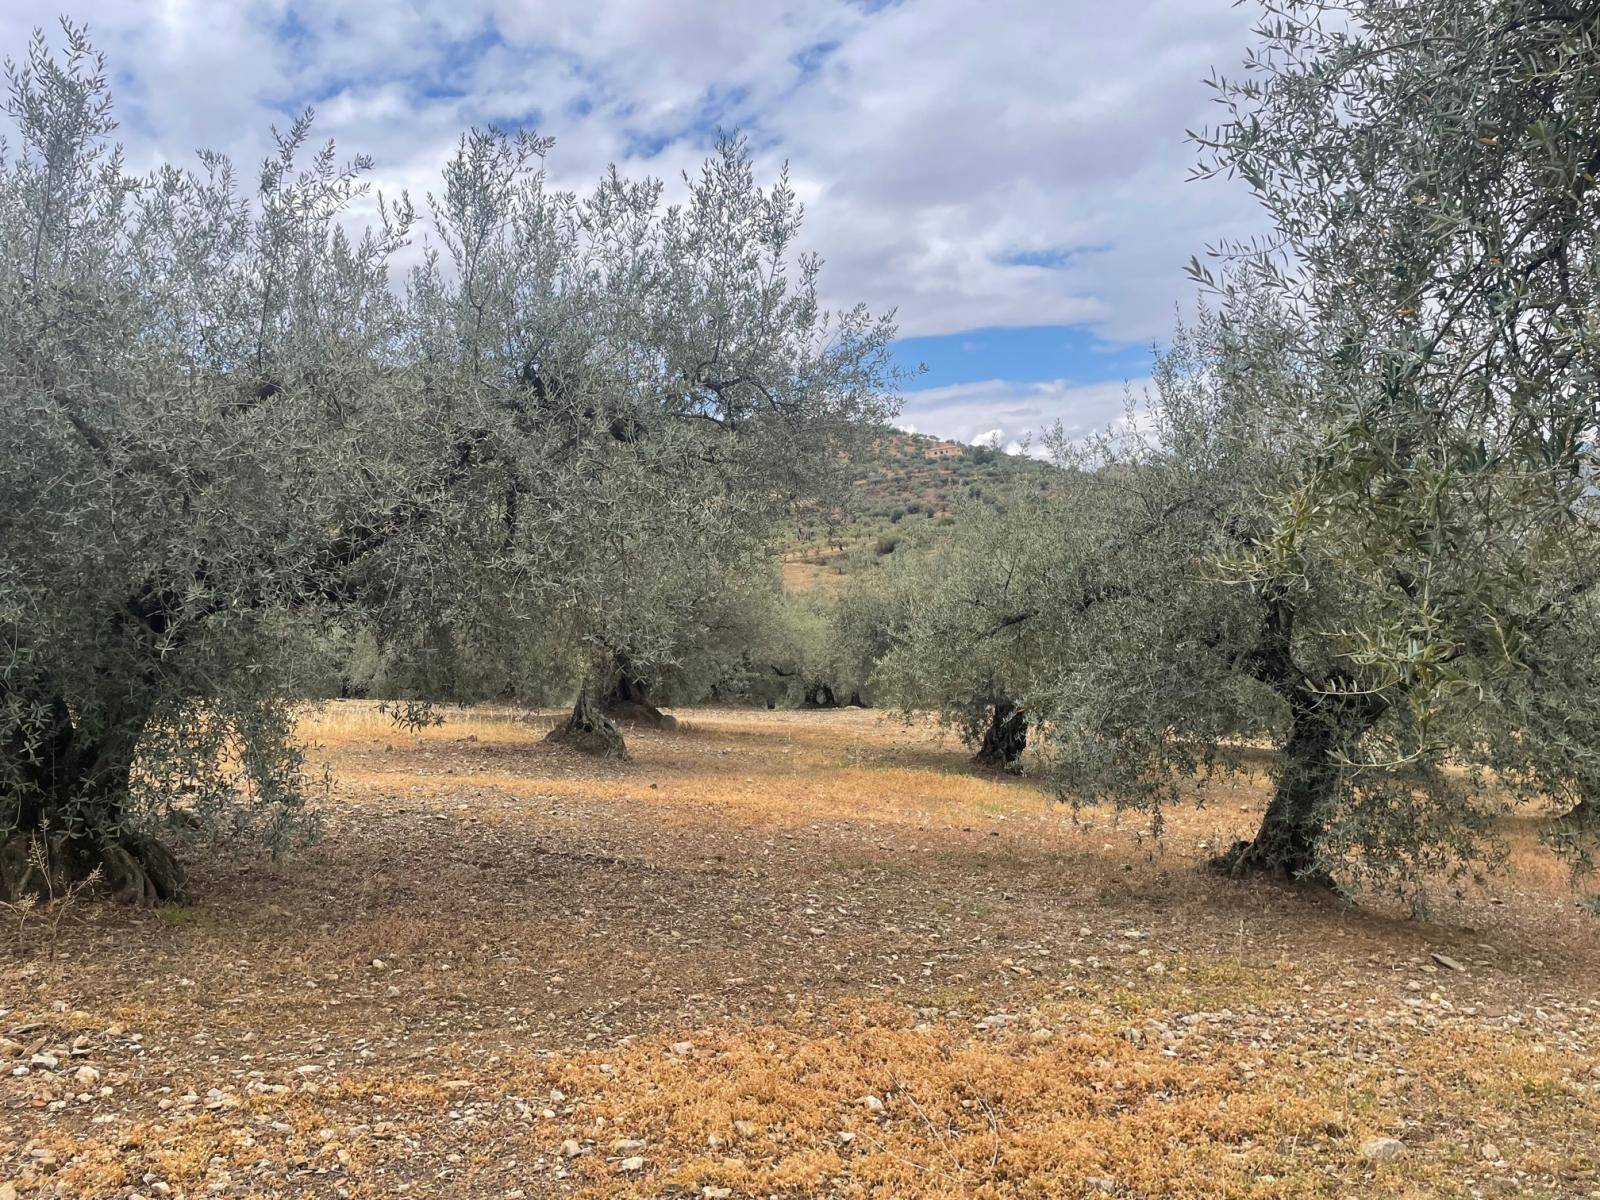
[0,23,899,899]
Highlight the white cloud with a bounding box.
[0,2,1264,344]
[900,377,1151,449]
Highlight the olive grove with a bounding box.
[0,24,898,900]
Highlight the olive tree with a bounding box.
[1172,0,1600,883]
[1191,0,1600,739]
[409,130,899,758]
[1017,282,1599,893]
[869,493,1070,772]
[0,25,478,901]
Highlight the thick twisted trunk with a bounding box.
[1213,590,1387,887]
[546,675,629,759]
[803,683,839,708]
[1560,797,1596,828]
[1,689,186,905]
[1212,691,1384,887]
[972,700,1027,773]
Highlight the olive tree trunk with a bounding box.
[1211,691,1384,886]
[972,700,1027,773]
[600,659,676,730]
[1560,797,1596,828]
[803,682,839,708]
[1,689,186,906]
[545,675,629,759]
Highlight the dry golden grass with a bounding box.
[3,702,1598,1198]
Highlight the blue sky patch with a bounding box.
[892,324,1154,391]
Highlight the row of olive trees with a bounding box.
[860,0,1600,896]
[0,23,898,901]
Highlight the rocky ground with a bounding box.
[2,704,1598,1198]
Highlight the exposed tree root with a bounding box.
[603,698,678,731]
[600,664,678,731]
[1207,838,1335,891]
[0,831,186,907]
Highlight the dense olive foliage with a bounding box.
[868,0,1600,895]
[0,24,897,899]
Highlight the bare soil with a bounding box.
[3,704,1597,1198]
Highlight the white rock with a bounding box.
[74,1065,101,1087]
[1361,1137,1407,1162]
[617,1156,645,1173]
[859,1094,885,1112]
[559,1139,583,1158]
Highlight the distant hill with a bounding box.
[784,430,1051,592]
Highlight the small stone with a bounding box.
[30,1052,59,1069]
[732,1120,758,1138]
[1361,1137,1407,1162]
[703,1188,732,1199]
[559,1139,583,1158]
[860,1094,885,1112]
[74,1065,101,1087]
[669,1041,694,1056]
[610,1138,646,1152]
[617,1156,645,1173]
[1482,1142,1501,1162]
[1430,952,1467,972]
[371,959,387,970]
[838,1130,856,1144]
[1085,1176,1116,1193]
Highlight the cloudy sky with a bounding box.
[1,1,1264,448]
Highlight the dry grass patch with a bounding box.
[3,702,1598,1198]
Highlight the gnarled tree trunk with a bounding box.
[600,658,676,730]
[1211,690,1384,887]
[1560,797,1596,828]
[1,688,186,906]
[546,676,629,759]
[803,682,839,708]
[972,700,1027,773]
